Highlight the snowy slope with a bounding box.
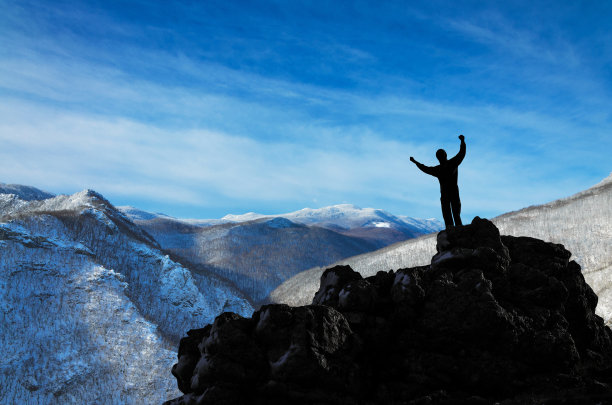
[0,183,54,201]
[270,173,612,326]
[0,190,253,404]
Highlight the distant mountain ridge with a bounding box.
[122,204,442,303]
[270,173,612,326]
[221,203,442,237]
[117,205,176,221]
[120,203,443,240]
[0,183,54,201]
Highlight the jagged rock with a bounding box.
[167,304,357,405]
[313,265,363,307]
[165,217,612,404]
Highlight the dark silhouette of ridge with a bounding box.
[164,218,612,405]
[411,134,466,229]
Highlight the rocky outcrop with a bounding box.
[165,217,612,404]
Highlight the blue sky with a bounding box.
[1,0,611,221]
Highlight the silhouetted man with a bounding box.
[410,135,466,229]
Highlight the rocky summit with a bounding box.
[164,217,612,405]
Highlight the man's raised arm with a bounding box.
[410,156,437,176]
[450,135,466,166]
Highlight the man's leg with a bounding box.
[450,190,462,226]
[440,196,453,229]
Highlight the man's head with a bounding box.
[436,149,447,163]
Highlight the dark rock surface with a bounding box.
[164,217,612,404]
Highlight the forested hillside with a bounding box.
[0,188,252,403]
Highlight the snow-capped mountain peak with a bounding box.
[219,204,442,235]
[124,204,443,239]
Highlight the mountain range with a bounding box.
[121,204,442,304]
[2,174,610,403]
[0,183,439,403]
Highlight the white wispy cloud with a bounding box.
[0,94,601,221]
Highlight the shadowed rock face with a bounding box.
[165,217,612,405]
